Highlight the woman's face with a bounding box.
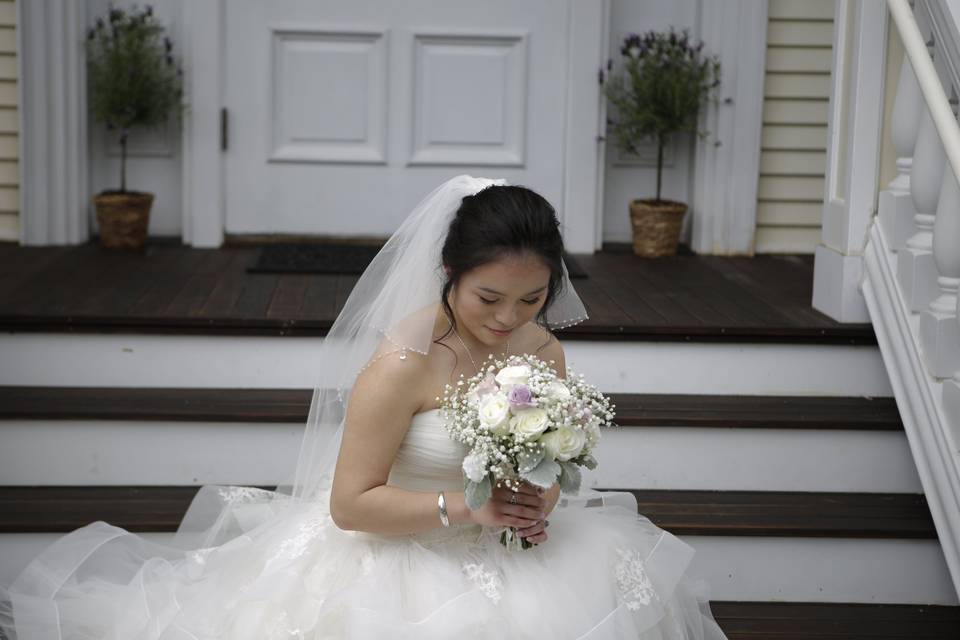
[446,252,551,347]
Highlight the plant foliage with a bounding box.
[601,27,721,202]
[86,4,184,192]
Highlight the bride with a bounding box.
[0,174,729,639]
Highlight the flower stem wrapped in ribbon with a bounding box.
[439,353,615,550]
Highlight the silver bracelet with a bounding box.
[437,490,450,527]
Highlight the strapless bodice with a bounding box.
[386,408,470,493]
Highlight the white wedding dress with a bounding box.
[0,407,729,639]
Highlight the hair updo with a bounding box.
[434,183,567,354]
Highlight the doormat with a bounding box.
[247,242,588,278]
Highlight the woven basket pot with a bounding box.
[92,191,154,250]
[628,198,688,258]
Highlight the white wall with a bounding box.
[85,0,184,240]
[601,0,700,247]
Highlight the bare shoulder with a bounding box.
[352,339,431,416]
[520,322,566,380]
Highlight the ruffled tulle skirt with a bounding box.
[0,486,728,639]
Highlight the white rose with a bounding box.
[495,365,532,391]
[542,381,571,402]
[462,451,488,482]
[509,408,550,440]
[541,426,587,461]
[478,393,511,434]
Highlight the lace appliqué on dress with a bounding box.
[216,486,277,505]
[613,547,659,610]
[267,514,330,565]
[461,562,503,604]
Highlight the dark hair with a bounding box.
[434,184,566,363]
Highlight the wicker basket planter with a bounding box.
[628,198,688,258]
[92,191,154,250]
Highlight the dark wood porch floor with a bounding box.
[0,240,874,343]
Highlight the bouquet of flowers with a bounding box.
[439,353,615,550]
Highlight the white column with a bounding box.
[812,0,886,322]
[878,57,922,249]
[897,104,944,311]
[18,0,89,245]
[919,167,960,376]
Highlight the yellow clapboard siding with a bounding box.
[757,201,823,226]
[768,0,835,21]
[759,150,827,175]
[0,185,18,210]
[0,108,17,133]
[0,80,15,107]
[765,73,831,99]
[765,47,833,72]
[758,176,825,201]
[768,21,835,47]
[0,55,16,81]
[0,134,18,159]
[0,211,18,240]
[0,27,14,54]
[761,125,828,150]
[0,159,19,184]
[0,3,15,27]
[754,226,821,254]
[762,99,829,125]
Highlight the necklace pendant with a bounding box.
[399,349,407,360]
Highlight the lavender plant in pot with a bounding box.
[86,4,184,249]
[601,28,720,257]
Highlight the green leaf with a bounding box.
[581,454,598,470]
[521,457,560,489]
[517,445,546,474]
[465,475,492,511]
[558,461,582,493]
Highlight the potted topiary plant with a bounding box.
[86,4,184,249]
[601,27,721,257]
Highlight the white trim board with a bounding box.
[0,333,892,396]
[861,216,960,599]
[690,0,768,255]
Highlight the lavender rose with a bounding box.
[507,383,537,410]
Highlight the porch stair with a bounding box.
[0,243,957,637]
[1,385,957,638]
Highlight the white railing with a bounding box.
[860,0,960,597]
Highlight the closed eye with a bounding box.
[479,296,540,305]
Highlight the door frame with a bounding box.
[182,0,610,251]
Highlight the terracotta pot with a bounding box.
[92,191,154,250]
[628,198,688,257]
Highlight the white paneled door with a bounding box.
[223,0,599,240]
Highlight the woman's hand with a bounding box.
[468,480,547,536]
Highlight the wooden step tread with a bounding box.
[0,387,902,431]
[0,601,955,640]
[708,601,960,639]
[0,487,935,538]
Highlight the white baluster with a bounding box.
[897,104,945,310]
[891,58,923,191]
[880,58,922,249]
[919,167,960,376]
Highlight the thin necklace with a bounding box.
[452,321,510,374]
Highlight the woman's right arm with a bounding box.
[328,348,545,535]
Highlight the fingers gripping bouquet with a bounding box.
[439,354,615,551]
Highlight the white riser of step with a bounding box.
[0,533,953,605]
[0,334,893,396]
[0,420,922,493]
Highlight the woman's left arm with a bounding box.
[538,328,567,517]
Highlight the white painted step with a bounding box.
[0,333,893,396]
[0,533,954,606]
[0,419,922,493]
